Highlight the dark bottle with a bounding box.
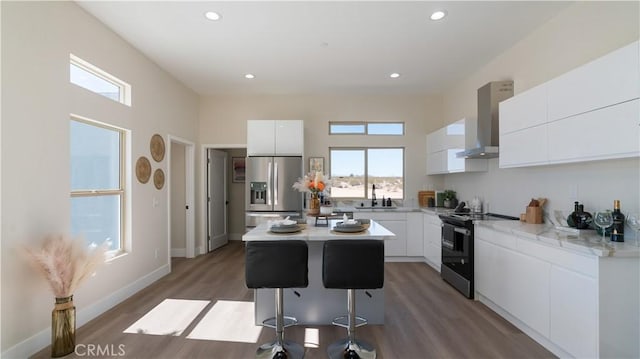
[382,196,386,207]
[576,204,592,230]
[611,200,625,242]
[386,197,392,207]
[568,201,580,228]
[371,184,377,206]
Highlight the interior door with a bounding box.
[207,149,228,252]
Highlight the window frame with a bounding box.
[329,146,405,200]
[70,54,132,106]
[366,122,405,136]
[70,115,127,255]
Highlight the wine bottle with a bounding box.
[611,200,625,242]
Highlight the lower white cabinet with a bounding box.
[475,238,550,337]
[354,212,407,257]
[475,225,639,359]
[406,213,424,256]
[422,213,441,271]
[549,265,598,359]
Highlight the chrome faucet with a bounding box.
[371,184,377,207]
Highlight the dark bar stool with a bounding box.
[245,240,309,359]
[323,240,384,359]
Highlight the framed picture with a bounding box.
[232,157,245,183]
[309,157,324,173]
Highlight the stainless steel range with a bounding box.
[438,212,518,298]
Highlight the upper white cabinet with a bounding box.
[247,120,304,156]
[426,119,487,174]
[499,40,640,168]
[499,83,548,135]
[547,40,640,121]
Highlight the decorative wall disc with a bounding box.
[153,168,165,190]
[150,134,165,162]
[135,156,151,184]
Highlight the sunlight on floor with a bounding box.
[186,300,263,343]
[123,299,210,336]
[304,328,320,348]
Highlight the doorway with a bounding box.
[207,149,229,252]
[168,136,195,258]
[204,146,247,253]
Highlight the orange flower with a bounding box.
[317,182,325,191]
[308,181,315,189]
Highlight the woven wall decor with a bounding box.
[135,156,151,184]
[150,134,165,162]
[153,168,165,190]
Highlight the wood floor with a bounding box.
[32,241,555,359]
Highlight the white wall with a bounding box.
[1,2,199,356]
[441,1,640,217]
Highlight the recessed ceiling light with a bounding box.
[390,73,401,79]
[205,11,221,21]
[244,74,255,79]
[430,10,447,21]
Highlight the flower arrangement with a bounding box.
[23,235,109,298]
[292,171,331,197]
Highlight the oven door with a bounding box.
[441,222,472,280]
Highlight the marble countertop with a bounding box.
[333,206,424,213]
[242,219,396,241]
[476,220,640,258]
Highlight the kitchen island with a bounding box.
[242,219,395,325]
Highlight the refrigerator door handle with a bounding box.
[267,161,272,206]
[274,162,279,206]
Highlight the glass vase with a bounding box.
[308,193,320,215]
[51,295,76,358]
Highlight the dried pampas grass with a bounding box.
[23,235,109,298]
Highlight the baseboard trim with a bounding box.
[1,264,171,359]
[384,256,425,263]
[171,248,186,257]
[476,293,571,359]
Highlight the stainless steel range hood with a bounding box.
[457,81,513,159]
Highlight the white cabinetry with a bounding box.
[549,265,597,358]
[499,84,549,167]
[406,212,424,256]
[426,119,487,174]
[547,40,639,121]
[247,120,304,156]
[353,211,425,259]
[474,225,639,359]
[354,212,407,257]
[422,213,441,271]
[499,40,640,168]
[475,234,550,337]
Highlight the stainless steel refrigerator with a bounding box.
[245,156,303,228]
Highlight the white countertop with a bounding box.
[477,220,640,258]
[242,219,396,241]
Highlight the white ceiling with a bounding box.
[77,1,571,96]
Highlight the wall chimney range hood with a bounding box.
[457,81,514,159]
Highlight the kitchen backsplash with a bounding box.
[441,156,639,219]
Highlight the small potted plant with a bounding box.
[443,190,458,209]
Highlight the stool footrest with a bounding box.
[331,315,368,329]
[262,316,298,329]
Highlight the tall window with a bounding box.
[330,148,404,199]
[70,117,125,251]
